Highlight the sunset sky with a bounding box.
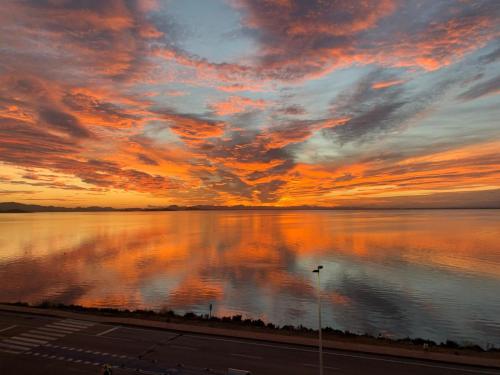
[0,0,499,208]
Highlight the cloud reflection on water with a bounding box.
[0,210,499,345]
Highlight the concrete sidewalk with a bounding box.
[1,304,499,370]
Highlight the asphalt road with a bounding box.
[0,310,499,375]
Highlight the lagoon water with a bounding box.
[1,210,499,346]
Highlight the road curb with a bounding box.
[1,304,499,369]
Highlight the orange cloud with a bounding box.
[372,80,405,89]
[1,0,499,207]
[161,112,226,140]
[228,0,499,81]
[209,96,267,116]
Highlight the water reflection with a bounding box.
[0,210,499,346]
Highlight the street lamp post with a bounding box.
[313,265,324,375]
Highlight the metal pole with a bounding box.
[317,268,323,375]
[313,265,324,375]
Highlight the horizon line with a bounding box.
[1,201,499,212]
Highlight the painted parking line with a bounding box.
[96,326,120,337]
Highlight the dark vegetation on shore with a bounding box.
[2,202,500,213]
[8,302,498,355]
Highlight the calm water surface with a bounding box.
[1,210,499,346]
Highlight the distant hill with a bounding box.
[0,202,333,213]
[0,202,120,213]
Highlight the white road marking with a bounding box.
[20,333,57,341]
[231,353,263,360]
[4,339,38,348]
[46,324,80,332]
[10,336,47,344]
[0,341,31,351]
[30,330,64,338]
[96,326,120,337]
[184,334,498,374]
[0,348,21,354]
[35,327,67,336]
[0,325,17,333]
[53,322,86,330]
[64,319,94,327]
[38,326,73,335]
[67,322,93,329]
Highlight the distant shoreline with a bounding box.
[1,201,499,213]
